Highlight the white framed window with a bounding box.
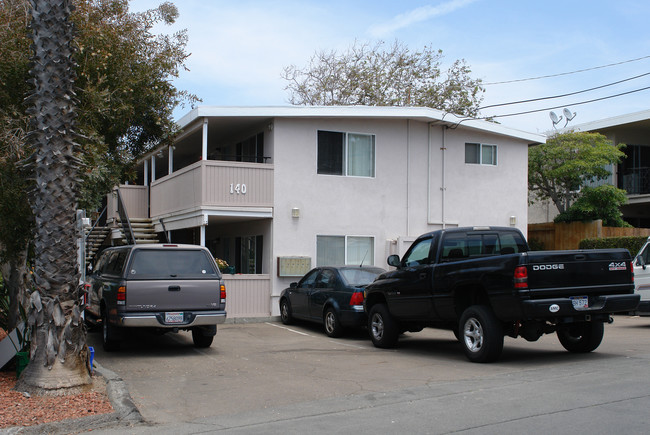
[317,131,375,177]
[465,143,497,165]
[316,235,375,266]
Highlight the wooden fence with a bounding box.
[528,220,650,250]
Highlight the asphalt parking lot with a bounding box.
[88,315,650,434]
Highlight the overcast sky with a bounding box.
[132,0,650,135]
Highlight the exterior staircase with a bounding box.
[85,225,110,267]
[114,217,159,245]
[84,218,160,268]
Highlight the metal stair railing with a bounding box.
[159,217,170,243]
[115,188,136,245]
[86,205,107,240]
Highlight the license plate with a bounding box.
[165,312,184,323]
[570,296,589,310]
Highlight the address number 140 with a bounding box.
[230,183,247,194]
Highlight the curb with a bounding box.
[224,316,281,324]
[3,360,144,434]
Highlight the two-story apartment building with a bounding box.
[529,109,650,226]
[113,106,544,319]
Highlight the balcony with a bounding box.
[150,160,274,217]
[620,168,650,195]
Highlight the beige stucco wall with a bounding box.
[269,117,530,312]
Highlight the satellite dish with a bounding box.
[563,108,576,122]
[549,111,562,128]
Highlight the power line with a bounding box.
[479,71,650,109]
[450,85,650,127]
[483,55,650,85]
[491,85,650,118]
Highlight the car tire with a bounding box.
[280,298,293,325]
[459,305,504,363]
[556,322,604,353]
[323,307,344,338]
[102,309,120,352]
[368,303,399,348]
[192,329,214,348]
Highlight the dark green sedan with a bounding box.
[279,266,385,337]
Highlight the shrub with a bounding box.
[527,238,545,251]
[579,236,647,256]
[554,185,631,227]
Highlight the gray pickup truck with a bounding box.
[84,244,227,351]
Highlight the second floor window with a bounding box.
[318,130,375,177]
[465,143,497,166]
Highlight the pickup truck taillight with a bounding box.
[349,292,364,306]
[514,266,528,289]
[117,286,126,305]
[220,284,226,304]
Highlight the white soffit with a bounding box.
[564,109,650,133]
[176,106,546,144]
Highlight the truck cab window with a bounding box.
[403,238,433,266]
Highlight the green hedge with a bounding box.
[579,236,648,256]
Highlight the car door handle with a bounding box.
[168,285,181,291]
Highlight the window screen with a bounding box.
[317,131,344,175]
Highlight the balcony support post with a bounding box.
[202,118,208,160]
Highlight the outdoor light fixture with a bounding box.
[292,208,300,218]
[510,216,517,226]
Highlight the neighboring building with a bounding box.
[529,109,650,226]
[110,106,543,318]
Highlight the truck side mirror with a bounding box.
[387,255,401,268]
[637,255,646,270]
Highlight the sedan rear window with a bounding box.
[339,268,383,287]
[128,249,219,279]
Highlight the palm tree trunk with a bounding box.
[14,0,91,394]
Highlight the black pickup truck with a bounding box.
[364,227,639,362]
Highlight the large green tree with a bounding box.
[529,131,626,214]
[282,40,484,117]
[0,0,196,393]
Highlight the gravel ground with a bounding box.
[0,370,114,430]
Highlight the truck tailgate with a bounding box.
[125,279,222,312]
[526,249,633,298]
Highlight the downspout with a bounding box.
[406,120,410,236]
[441,125,447,229]
[427,123,432,227]
[427,123,447,228]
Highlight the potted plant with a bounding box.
[215,258,234,274]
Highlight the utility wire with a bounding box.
[479,71,650,109]
[450,85,650,127]
[484,55,650,85]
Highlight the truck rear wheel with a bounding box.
[192,328,214,348]
[368,303,399,348]
[556,322,604,353]
[459,305,504,363]
[102,309,120,352]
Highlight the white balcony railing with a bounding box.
[149,160,274,218]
